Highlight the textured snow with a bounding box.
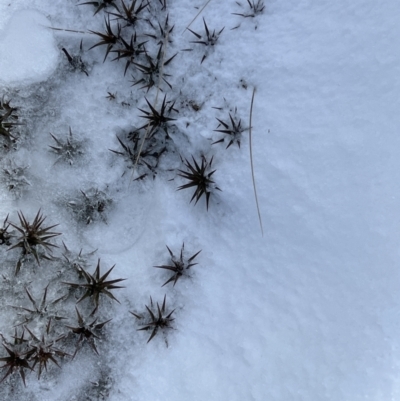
[0,0,400,400]
[0,10,58,85]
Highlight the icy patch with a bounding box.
[0,10,58,85]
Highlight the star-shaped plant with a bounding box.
[186,18,224,63]
[0,342,33,386]
[155,243,201,286]
[177,156,220,210]
[138,95,177,137]
[8,210,61,273]
[62,40,89,76]
[12,285,65,326]
[131,44,177,91]
[64,259,126,314]
[24,321,68,380]
[49,127,85,165]
[213,111,247,149]
[130,295,174,344]
[0,97,19,141]
[66,307,111,356]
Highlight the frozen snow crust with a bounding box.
[0,10,58,85]
[0,0,400,400]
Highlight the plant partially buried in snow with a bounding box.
[8,210,61,274]
[49,127,85,165]
[68,188,112,224]
[155,243,201,286]
[131,295,174,345]
[66,307,111,356]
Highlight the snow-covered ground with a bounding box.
[0,1,400,400]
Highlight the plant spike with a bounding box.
[108,0,149,27]
[78,0,120,16]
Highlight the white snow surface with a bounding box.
[0,10,58,85]
[0,1,400,401]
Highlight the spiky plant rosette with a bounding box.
[213,110,247,149]
[63,259,126,315]
[49,127,85,165]
[68,188,112,225]
[108,0,149,28]
[24,321,68,380]
[130,295,174,344]
[109,128,167,179]
[177,155,221,210]
[185,18,224,64]
[0,97,20,141]
[155,243,201,286]
[66,307,111,356]
[78,0,120,16]
[8,210,61,274]
[233,0,265,18]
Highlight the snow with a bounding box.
[0,10,58,85]
[0,0,400,400]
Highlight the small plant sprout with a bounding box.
[89,17,122,62]
[63,259,126,315]
[138,95,177,137]
[49,127,85,165]
[0,341,33,386]
[8,210,61,273]
[155,244,201,286]
[66,307,111,356]
[186,18,224,63]
[12,285,66,327]
[0,214,13,246]
[62,41,89,76]
[213,109,247,149]
[130,295,174,344]
[233,0,265,18]
[177,155,221,210]
[78,0,120,16]
[24,321,68,379]
[108,0,149,27]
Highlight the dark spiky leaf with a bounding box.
[66,307,111,356]
[8,210,61,272]
[131,295,174,344]
[233,0,265,17]
[177,156,220,210]
[155,243,201,286]
[0,343,33,386]
[63,259,125,314]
